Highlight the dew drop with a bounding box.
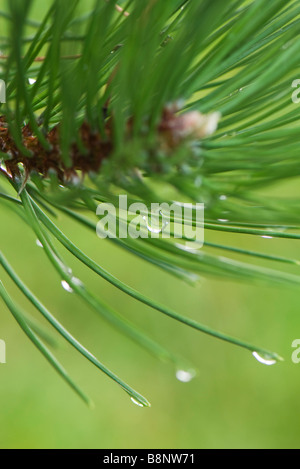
[261,235,273,239]
[60,264,73,276]
[176,369,196,383]
[194,176,202,188]
[72,277,84,288]
[252,351,277,366]
[276,226,287,233]
[175,242,202,254]
[218,218,229,223]
[0,161,7,171]
[143,217,163,234]
[142,214,169,234]
[36,239,43,248]
[219,195,227,201]
[28,78,36,85]
[61,280,73,293]
[130,397,145,407]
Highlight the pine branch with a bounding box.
[1,0,300,405]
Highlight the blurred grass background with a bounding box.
[2,0,300,450]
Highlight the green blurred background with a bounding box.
[2,0,300,450]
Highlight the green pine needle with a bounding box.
[0,0,299,405]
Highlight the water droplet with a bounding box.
[61,281,73,293]
[0,161,7,171]
[261,235,273,239]
[176,369,196,383]
[143,217,163,234]
[142,212,169,234]
[59,264,73,276]
[252,351,277,366]
[72,277,84,288]
[36,239,43,248]
[219,195,227,201]
[194,176,202,188]
[28,78,36,85]
[279,226,287,232]
[130,397,145,407]
[175,242,203,254]
[218,218,229,223]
